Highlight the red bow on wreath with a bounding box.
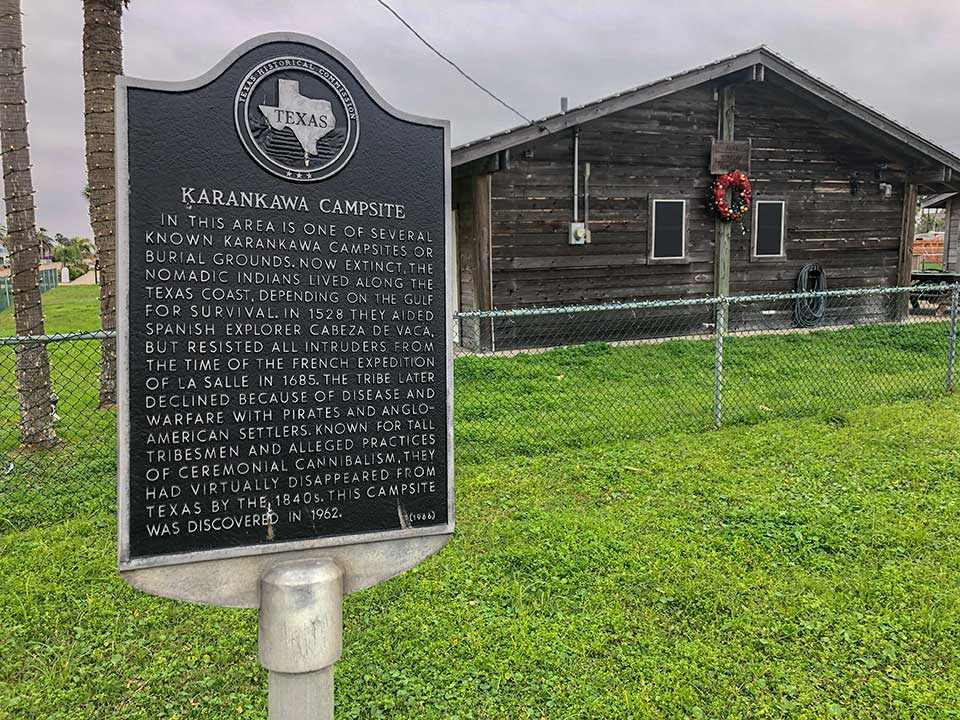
[711,170,751,222]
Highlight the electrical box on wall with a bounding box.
[568,222,590,245]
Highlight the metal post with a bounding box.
[259,559,344,720]
[714,299,727,429]
[948,284,959,394]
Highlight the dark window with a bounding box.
[754,201,785,257]
[652,199,685,259]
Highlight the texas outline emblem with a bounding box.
[235,55,360,182]
[259,79,336,166]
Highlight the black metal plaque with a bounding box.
[117,35,452,568]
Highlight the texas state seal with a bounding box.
[235,56,360,182]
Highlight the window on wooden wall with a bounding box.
[752,200,786,259]
[650,199,686,260]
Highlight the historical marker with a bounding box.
[116,34,453,611]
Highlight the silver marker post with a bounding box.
[259,559,344,720]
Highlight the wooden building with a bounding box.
[451,47,960,349]
[920,193,958,271]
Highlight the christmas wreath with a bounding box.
[710,170,751,222]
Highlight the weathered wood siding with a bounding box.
[946,196,960,271]
[453,176,477,312]
[731,82,906,295]
[454,78,915,347]
[486,80,907,313]
[453,176,479,348]
[453,175,494,350]
[490,84,718,309]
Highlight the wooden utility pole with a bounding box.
[714,86,735,298]
[896,182,918,319]
[471,173,494,350]
[897,183,919,287]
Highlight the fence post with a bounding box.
[948,284,958,394]
[714,298,727,429]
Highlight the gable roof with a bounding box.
[921,192,957,210]
[452,46,960,183]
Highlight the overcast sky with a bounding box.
[19,0,960,239]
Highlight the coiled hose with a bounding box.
[794,263,826,327]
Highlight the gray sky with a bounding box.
[20,0,960,239]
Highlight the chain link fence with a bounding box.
[0,267,59,313]
[0,284,957,528]
[0,330,116,529]
[453,284,958,462]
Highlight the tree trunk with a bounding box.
[83,0,123,408]
[0,0,56,447]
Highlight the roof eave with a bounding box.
[757,52,960,174]
[452,48,766,166]
[452,47,960,175]
[920,192,958,209]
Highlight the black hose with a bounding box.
[794,263,826,327]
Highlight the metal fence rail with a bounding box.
[453,284,959,460]
[1,284,957,528]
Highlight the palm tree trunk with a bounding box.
[83,0,124,408]
[0,0,56,447]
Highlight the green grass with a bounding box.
[0,285,102,336]
[454,320,949,462]
[2,290,960,717]
[0,286,112,528]
[2,399,960,718]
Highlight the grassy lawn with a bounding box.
[0,285,102,336]
[1,289,959,717]
[0,286,112,529]
[454,319,950,462]
[2,399,960,718]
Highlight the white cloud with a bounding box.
[16,0,960,237]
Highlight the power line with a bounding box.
[374,0,532,124]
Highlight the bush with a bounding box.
[51,235,93,282]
